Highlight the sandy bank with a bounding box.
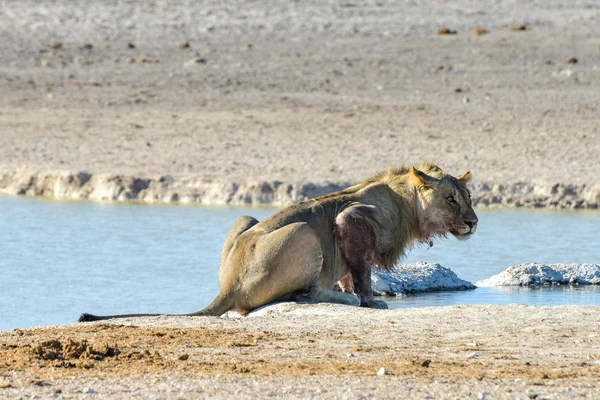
[1,169,599,209]
[1,304,599,399]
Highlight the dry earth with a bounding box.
[1,304,600,399]
[1,0,599,207]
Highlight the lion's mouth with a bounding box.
[450,225,477,238]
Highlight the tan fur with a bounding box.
[78,163,479,322]
[199,162,478,315]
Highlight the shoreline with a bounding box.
[1,169,599,209]
[1,304,600,399]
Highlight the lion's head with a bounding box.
[409,165,478,241]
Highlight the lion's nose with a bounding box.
[465,219,478,233]
[466,213,478,228]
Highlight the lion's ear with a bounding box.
[410,168,437,189]
[457,171,472,184]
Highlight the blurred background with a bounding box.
[1,0,599,187]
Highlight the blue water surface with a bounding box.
[0,196,598,330]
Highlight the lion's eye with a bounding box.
[446,196,456,203]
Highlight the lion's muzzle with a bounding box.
[465,220,477,234]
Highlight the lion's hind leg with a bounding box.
[221,215,259,264]
[233,222,325,311]
[293,285,360,307]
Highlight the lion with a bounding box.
[79,163,478,321]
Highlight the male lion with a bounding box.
[79,163,477,321]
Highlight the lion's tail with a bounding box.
[78,293,236,323]
[186,292,236,317]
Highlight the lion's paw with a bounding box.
[360,299,389,309]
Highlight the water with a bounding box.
[403,208,599,282]
[1,196,599,330]
[386,286,600,309]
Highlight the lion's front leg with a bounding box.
[335,207,388,309]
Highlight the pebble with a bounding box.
[438,27,457,35]
[184,57,207,67]
[83,387,95,394]
[508,25,528,31]
[376,367,387,376]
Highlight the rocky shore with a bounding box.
[3,263,600,399]
[371,262,475,296]
[1,169,599,209]
[477,263,600,287]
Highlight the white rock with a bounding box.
[478,392,490,400]
[476,263,600,287]
[376,367,386,376]
[554,69,574,78]
[371,262,475,296]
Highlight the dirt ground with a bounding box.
[1,304,599,399]
[1,0,599,187]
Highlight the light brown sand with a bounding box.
[1,0,599,207]
[1,304,600,399]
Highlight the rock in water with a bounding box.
[476,263,600,286]
[371,262,475,296]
